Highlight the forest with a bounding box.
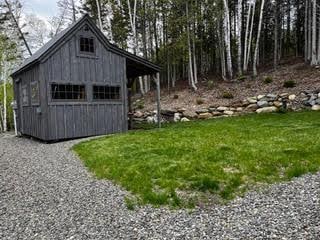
[0,0,319,130]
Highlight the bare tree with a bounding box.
[4,0,32,56]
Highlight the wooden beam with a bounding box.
[155,73,161,128]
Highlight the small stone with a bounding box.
[257,100,269,108]
[180,117,190,122]
[312,105,320,111]
[236,107,244,112]
[256,106,278,114]
[257,95,266,100]
[224,110,234,116]
[217,106,229,112]
[318,93,320,98]
[316,98,320,105]
[289,94,296,101]
[198,112,212,119]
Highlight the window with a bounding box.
[22,85,29,106]
[79,37,95,53]
[51,84,86,100]
[31,81,40,105]
[93,85,121,100]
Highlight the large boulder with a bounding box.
[198,112,212,119]
[174,113,181,122]
[196,109,209,114]
[217,106,229,112]
[289,94,296,101]
[312,105,320,111]
[134,111,144,118]
[256,106,278,114]
[257,100,269,108]
[246,104,259,111]
[247,97,257,104]
[181,117,190,122]
[224,110,234,116]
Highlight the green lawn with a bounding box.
[73,112,320,208]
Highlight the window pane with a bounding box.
[80,37,95,53]
[51,84,86,101]
[93,85,120,100]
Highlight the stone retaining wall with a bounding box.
[133,90,320,123]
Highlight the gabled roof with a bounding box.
[11,14,160,77]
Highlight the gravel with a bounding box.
[1,133,320,239]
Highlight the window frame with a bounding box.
[92,84,122,102]
[50,83,87,102]
[30,81,40,106]
[21,84,29,107]
[79,36,95,54]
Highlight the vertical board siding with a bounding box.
[16,65,47,140]
[18,23,128,141]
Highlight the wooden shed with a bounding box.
[11,14,160,141]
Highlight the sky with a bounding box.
[23,0,59,21]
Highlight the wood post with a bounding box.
[156,72,161,128]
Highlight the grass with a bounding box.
[73,112,320,208]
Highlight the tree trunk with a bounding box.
[243,2,252,72]
[4,0,32,56]
[237,0,243,76]
[253,0,266,77]
[96,0,103,30]
[223,0,233,79]
[311,0,317,65]
[274,0,279,69]
[186,2,197,91]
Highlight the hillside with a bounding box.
[140,60,320,116]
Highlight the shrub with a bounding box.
[222,91,234,99]
[196,98,205,105]
[237,75,246,82]
[207,80,215,89]
[134,99,145,110]
[264,76,273,84]
[283,80,296,88]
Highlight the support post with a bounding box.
[128,87,133,130]
[156,72,161,128]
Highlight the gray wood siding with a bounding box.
[14,65,47,140]
[40,26,128,140]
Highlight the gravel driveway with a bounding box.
[1,133,320,240]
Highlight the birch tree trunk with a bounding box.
[127,0,138,54]
[311,0,317,65]
[4,0,32,56]
[71,0,77,22]
[245,1,256,73]
[243,2,252,72]
[237,0,243,76]
[186,2,197,91]
[253,0,266,77]
[1,62,7,132]
[274,0,279,69]
[223,0,233,79]
[305,0,309,63]
[96,0,103,30]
